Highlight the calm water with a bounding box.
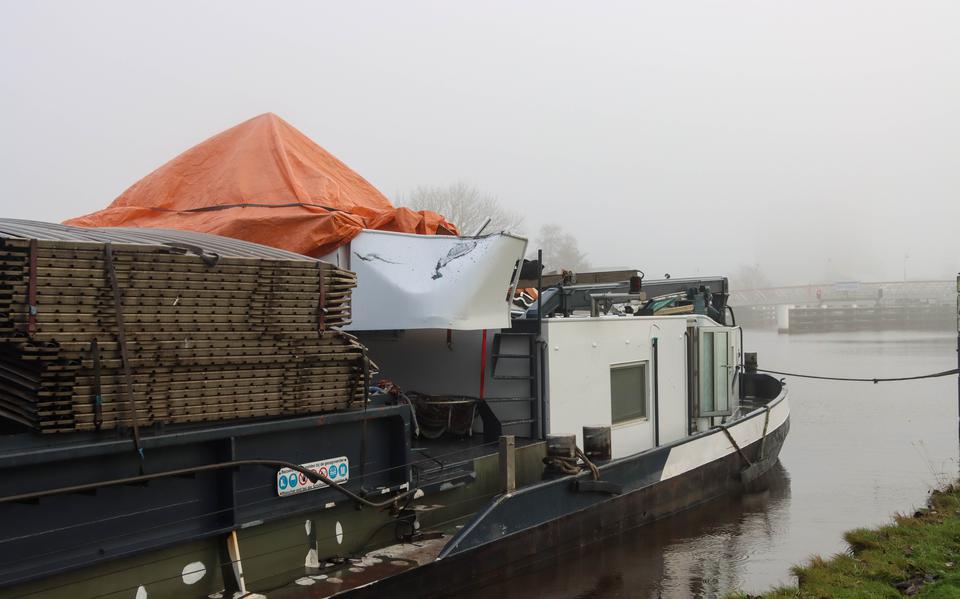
[464,330,960,598]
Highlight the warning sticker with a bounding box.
[276,456,349,498]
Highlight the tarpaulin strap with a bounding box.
[26,239,38,336]
[148,201,349,214]
[718,425,752,467]
[160,242,220,267]
[91,339,103,431]
[359,346,369,477]
[362,347,370,403]
[104,243,142,458]
[446,329,452,350]
[317,264,327,335]
[278,348,297,414]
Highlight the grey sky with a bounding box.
[2,1,958,285]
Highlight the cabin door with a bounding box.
[696,327,737,418]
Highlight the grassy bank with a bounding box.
[731,483,960,599]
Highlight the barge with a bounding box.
[0,114,788,598]
[0,221,787,598]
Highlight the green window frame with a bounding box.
[699,329,733,417]
[610,361,649,424]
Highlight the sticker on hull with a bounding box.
[277,457,349,497]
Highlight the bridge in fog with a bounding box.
[729,280,955,307]
[728,280,956,333]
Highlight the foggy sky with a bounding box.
[2,1,958,286]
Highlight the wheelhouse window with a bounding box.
[610,361,648,424]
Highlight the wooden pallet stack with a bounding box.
[0,237,369,433]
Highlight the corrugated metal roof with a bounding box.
[0,219,318,262]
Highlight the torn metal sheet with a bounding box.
[324,230,527,331]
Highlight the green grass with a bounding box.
[728,483,960,599]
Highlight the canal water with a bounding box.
[462,330,960,598]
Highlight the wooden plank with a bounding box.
[0,236,368,433]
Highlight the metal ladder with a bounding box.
[476,250,545,442]
[484,322,540,439]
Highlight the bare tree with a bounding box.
[536,223,590,272]
[399,182,524,236]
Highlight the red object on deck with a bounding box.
[479,330,488,400]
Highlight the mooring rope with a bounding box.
[543,447,601,480]
[716,425,752,466]
[755,367,959,384]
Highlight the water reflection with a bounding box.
[460,464,791,599]
[657,464,791,599]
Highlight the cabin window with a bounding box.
[699,329,732,416]
[610,362,648,424]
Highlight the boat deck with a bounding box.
[411,435,537,484]
[263,529,453,599]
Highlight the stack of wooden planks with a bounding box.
[0,237,368,433]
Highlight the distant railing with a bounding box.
[729,280,956,306]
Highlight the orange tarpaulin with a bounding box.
[65,113,457,256]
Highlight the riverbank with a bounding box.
[731,482,960,598]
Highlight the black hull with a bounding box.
[343,415,790,598]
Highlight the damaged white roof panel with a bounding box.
[324,230,527,331]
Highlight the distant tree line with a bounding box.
[398,182,524,236]
[400,181,589,273]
